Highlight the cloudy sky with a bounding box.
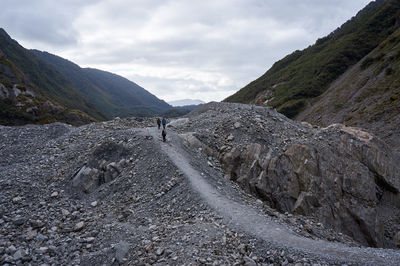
[1,0,371,103]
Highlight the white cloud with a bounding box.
[0,0,371,102]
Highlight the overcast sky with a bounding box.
[1,0,371,103]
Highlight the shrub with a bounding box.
[360,57,375,70]
[385,67,394,75]
[277,99,306,118]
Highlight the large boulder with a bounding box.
[72,166,100,193]
[72,141,129,193]
[220,124,400,248]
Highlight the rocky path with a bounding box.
[1,116,400,265]
[148,126,400,265]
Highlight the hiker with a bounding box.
[156,117,161,130]
[162,129,167,142]
[162,118,167,129]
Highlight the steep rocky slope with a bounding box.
[1,102,400,265]
[297,28,400,153]
[172,102,400,249]
[225,0,400,118]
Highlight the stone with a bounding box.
[38,247,49,254]
[13,217,26,226]
[179,133,203,149]
[85,237,95,243]
[61,209,70,216]
[90,201,98,207]
[234,122,241,129]
[104,163,120,183]
[25,229,38,240]
[35,233,48,242]
[115,241,130,264]
[31,220,45,229]
[305,224,313,233]
[145,242,153,252]
[72,166,100,193]
[155,247,164,256]
[73,222,85,232]
[394,231,400,248]
[50,191,59,197]
[243,256,257,266]
[238,244,246,254]
[12,196,22,203]
[8,245,17,253]
[13,249,24,261]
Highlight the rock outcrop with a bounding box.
[174,102,400,248]
[72,142,130,193]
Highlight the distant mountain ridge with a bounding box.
[168,99,205,107]
[32,50,172,117]
[0,29,102,125]
[225,0,400,118]
[0,28,174,125]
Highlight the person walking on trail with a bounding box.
[156,117,161,130]
[162,118,167,129]
[162,129,167,142]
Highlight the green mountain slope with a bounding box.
[0,50,95,125]
[31,50,172,117]
[0,28,107,121]
[297,28,400,152]
[83,68,171,117]
[225,0,400,118]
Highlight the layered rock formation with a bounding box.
[173,102,400,248]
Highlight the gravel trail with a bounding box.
[149,126,400,265]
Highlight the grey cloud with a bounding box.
[0,0,97,47]
[1,0,372,102]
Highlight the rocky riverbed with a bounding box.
[1,103,400,265]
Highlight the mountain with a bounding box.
[0,42,97,125]
[0,28,174,125]
[31,50,172,117]
[225,0,400,119]
[168,99,205,107]
[0,28,106,124]
[297,28,400,152]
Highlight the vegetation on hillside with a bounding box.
[0,29,107,121]
[225,0,400,118]
[32,50,173,118]
[296,27,400,151]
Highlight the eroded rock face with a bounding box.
[225,125,399,247]
[174,102,400,248]
[71,141,130,193]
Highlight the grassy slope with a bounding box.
[225,0,400,118]
[297,28,400,151]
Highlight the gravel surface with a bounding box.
[1,110,400,265]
